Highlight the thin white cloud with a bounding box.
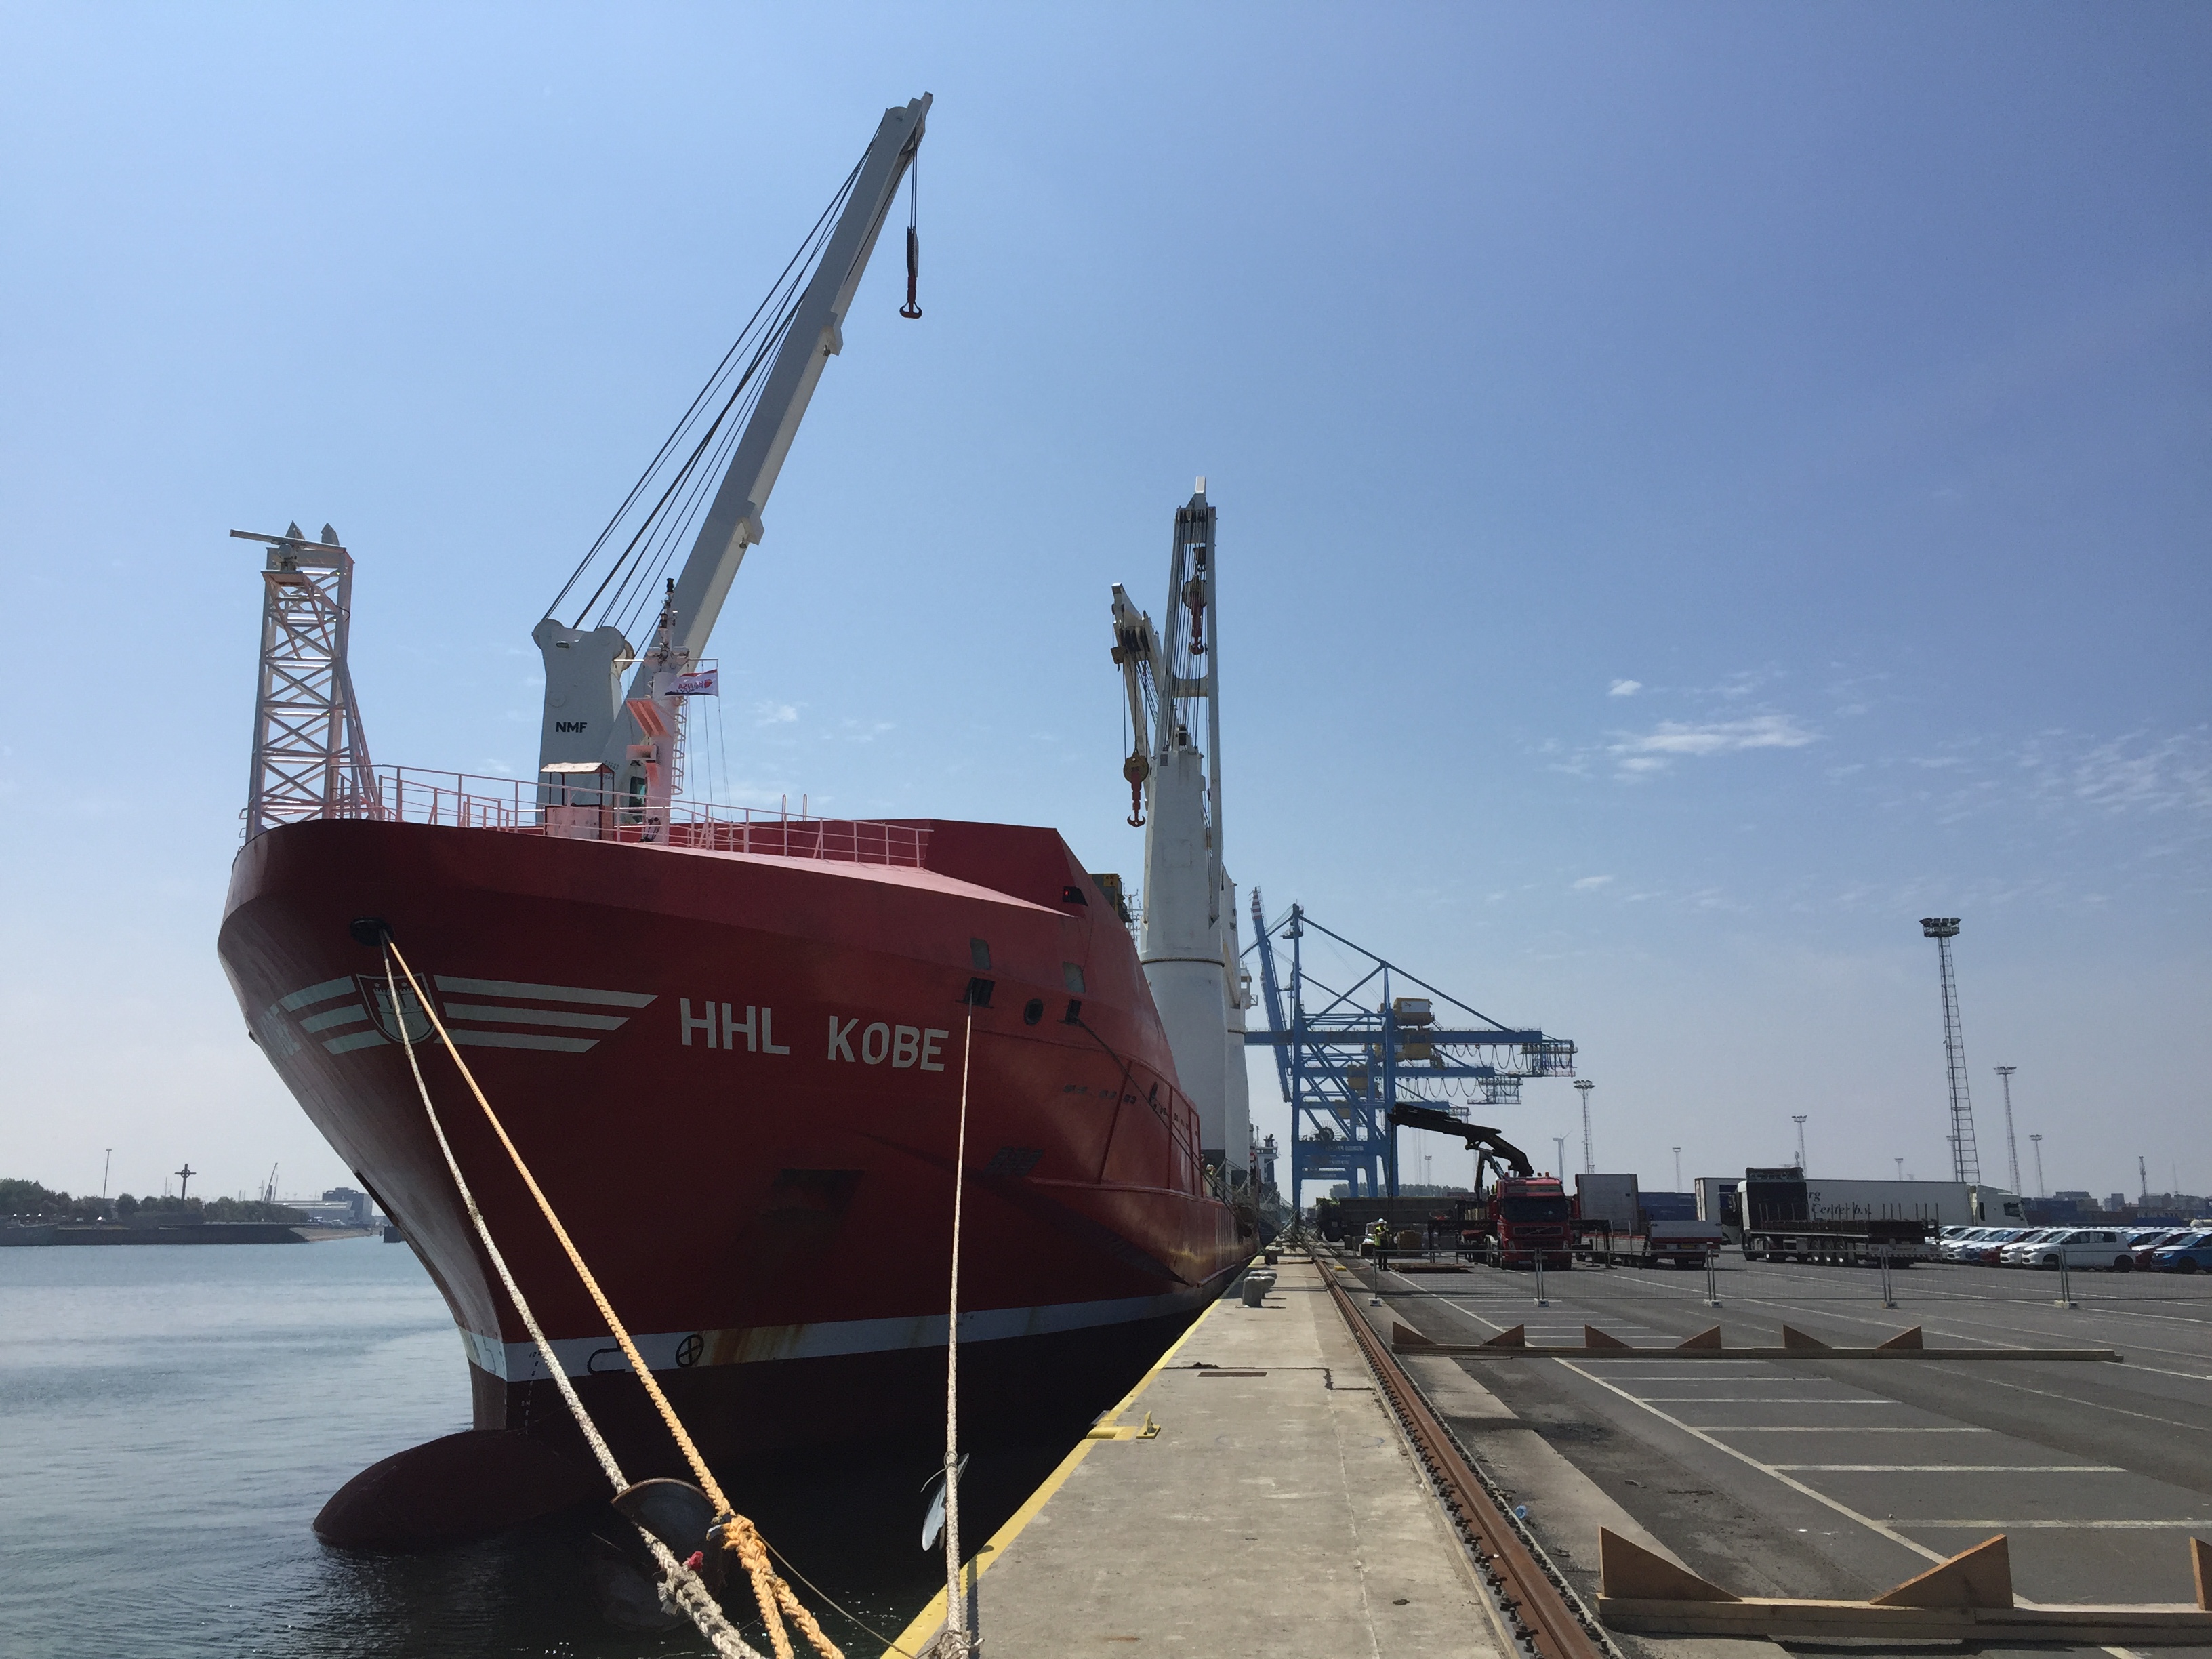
[2027,729,2212,817]
[1613,714,1818,760]
[1608,678,1642,697]
[754,701,800,726]
[1571,874,1614,890]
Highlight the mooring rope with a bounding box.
[938,1000,975,1656]
[382,951,761,1656]
[384,943,840,1659]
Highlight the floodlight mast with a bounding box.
[1920,917,1981,1185]
[533,96,931,831]
[1995,1065,2022,1197]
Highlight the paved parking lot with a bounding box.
[1355,1251,2212,1656]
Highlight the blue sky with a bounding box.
[2,3,2205,1208]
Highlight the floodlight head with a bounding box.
[1994,1065,2016,1077]
[1920,917,1961,939]
[1574,1079,1594,1093]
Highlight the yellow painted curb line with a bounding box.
[878,1293,1227,1657]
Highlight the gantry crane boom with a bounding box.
[1244,900,1576,1210]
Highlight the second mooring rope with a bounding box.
[938,1000,975,1656]
[384,943,840,1659]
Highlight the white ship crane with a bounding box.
[1110,481,1254,1193]
[533,95,930,838]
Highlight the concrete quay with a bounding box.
[884,1257,1505,1658]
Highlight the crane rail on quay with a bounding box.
[1242,899,1577,1212]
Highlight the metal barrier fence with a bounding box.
[1345,1248,2212,1313]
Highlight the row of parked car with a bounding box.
[1938,1223,2212,1271]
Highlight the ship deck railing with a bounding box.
[318,765,932,867]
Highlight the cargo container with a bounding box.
[1732,1168,1936,1264]
[1801,1177,1972,1227]
[1639,1190,1698,1224]
[1574,1173,1640,1237]
[1694,1176,1739,1225]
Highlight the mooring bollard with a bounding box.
[2055,1250,2076,1309]
[1878,1245,1897,1309]
[1534,1250,1550,1308]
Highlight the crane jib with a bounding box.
[531,96,930,813]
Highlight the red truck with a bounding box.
[1486,1174,1575,1270]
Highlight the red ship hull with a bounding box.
[218,815,1251,1516]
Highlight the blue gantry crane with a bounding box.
[1244,891,1578,1212]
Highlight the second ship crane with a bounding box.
[1109,481,1255,1195]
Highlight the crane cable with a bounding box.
[382,941,843,1659]
[544,152,867,634]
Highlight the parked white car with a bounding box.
[2012,1227,2140,1271]
[1997,1228,2069,1266]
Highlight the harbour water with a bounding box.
[1,1237,1026,1657]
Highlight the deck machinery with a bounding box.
[1244,899,1578,1212]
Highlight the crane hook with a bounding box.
[899,224,922,320]
[1123,752,1149,827]
[899,155,922,320]
[1182,576,1206,655]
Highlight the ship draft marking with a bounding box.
[262,974,658,1057]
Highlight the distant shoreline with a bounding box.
[0,1223,379,1247]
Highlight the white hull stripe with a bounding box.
[318,1027,602,1056]
[450,1029,598,1053]
[434,975,658,1008]
[265,972,655,1059]
[460,1284,1218,1383]
[278,977,354,1012]
[441,1002,628,1030]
